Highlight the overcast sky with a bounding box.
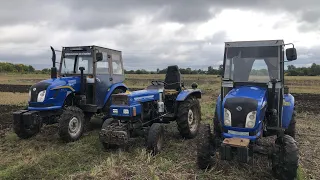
[0,0,319,70]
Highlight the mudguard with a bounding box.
[215,94,222,120]
[282,93,295,128]
[175,89,201,101]
[103,82,128,105]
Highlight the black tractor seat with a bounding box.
[164,65,182,91]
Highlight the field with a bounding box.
[0,73,319,180]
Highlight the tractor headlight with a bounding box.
[245,111,257,128]
[224,108,232,126]
[37,90,46,102]
[112,109,118,114]
[123,109,129,115]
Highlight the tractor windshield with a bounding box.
[223,46,280,83]
[60,55,93,74]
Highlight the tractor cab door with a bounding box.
[95,50,113,108]
[94,48,124,109]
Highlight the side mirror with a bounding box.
[286,48,297,61]
[96,52,103,61]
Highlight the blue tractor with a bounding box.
[196,40,299,180]
[99,65,202,154]
[13,46,128,142]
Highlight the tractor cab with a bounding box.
[58,46,125,109]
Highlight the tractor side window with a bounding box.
[112,53,123,75]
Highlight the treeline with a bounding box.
[125,65,224,75]
[286,63,320,76]
[0,62,49,74]
[2,62,320,76]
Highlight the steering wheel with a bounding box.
[151,80,167,86]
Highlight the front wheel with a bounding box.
[272,135,299,180]
[58,106,85,142]
[146,123,164,156]
[196,124,214,169]
[176,97,201,139]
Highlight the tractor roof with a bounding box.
[225,40,284,47]
[62,45,122,53]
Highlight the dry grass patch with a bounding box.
[0,92,28,105]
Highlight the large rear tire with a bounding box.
[272,135,299,180]
[146,123,164,156]
[196,124,213,170]
[13,113,41,139]
[176,97,201,139]
[58,106,85,142]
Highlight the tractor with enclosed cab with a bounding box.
[196,40,299,180]
[99,65,202,154]
[13,45,127,142]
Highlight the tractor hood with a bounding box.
[224,85,267,107]
[127,89,161,104]
[223,85,267,128]
[29,76,81,103]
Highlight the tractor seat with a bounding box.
[164,65,182,91]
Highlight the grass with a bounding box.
[0,92,28,105]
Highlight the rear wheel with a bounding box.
[272,135,299,180]
[196,124,214,170]
[176,97,201,139]
[58,106,85,142]
[146,123,164,156]
[284,110,296,139]
[13,113,41,139]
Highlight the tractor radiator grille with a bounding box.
[112,94,129,105]
[224,97,258,128]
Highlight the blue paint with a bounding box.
[282,93,295,128]
[223,130,261,141]
[103,83,128,106]
[28,76,81,110]
[217,85,268,141]
[110,104,142,117]
[176,89,201,101]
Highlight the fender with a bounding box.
[103,82,128,105]
[176,89,201,101]
[282,93,295,128]
[215,94,222,121]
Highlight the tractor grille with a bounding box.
[224,97,258,128]
[112,94,129,105]
[30,82,51,102]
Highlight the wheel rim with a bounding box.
[68,117,81,137]
[188,108,198,132]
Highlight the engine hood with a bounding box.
[29,77,81,102]
[127,89,160,104]
[224,85,267,108]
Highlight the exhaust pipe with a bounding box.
[50,46,57,79]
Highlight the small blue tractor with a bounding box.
[13,46,127,142]
[196,40,299,180]
[99,65,202,154]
